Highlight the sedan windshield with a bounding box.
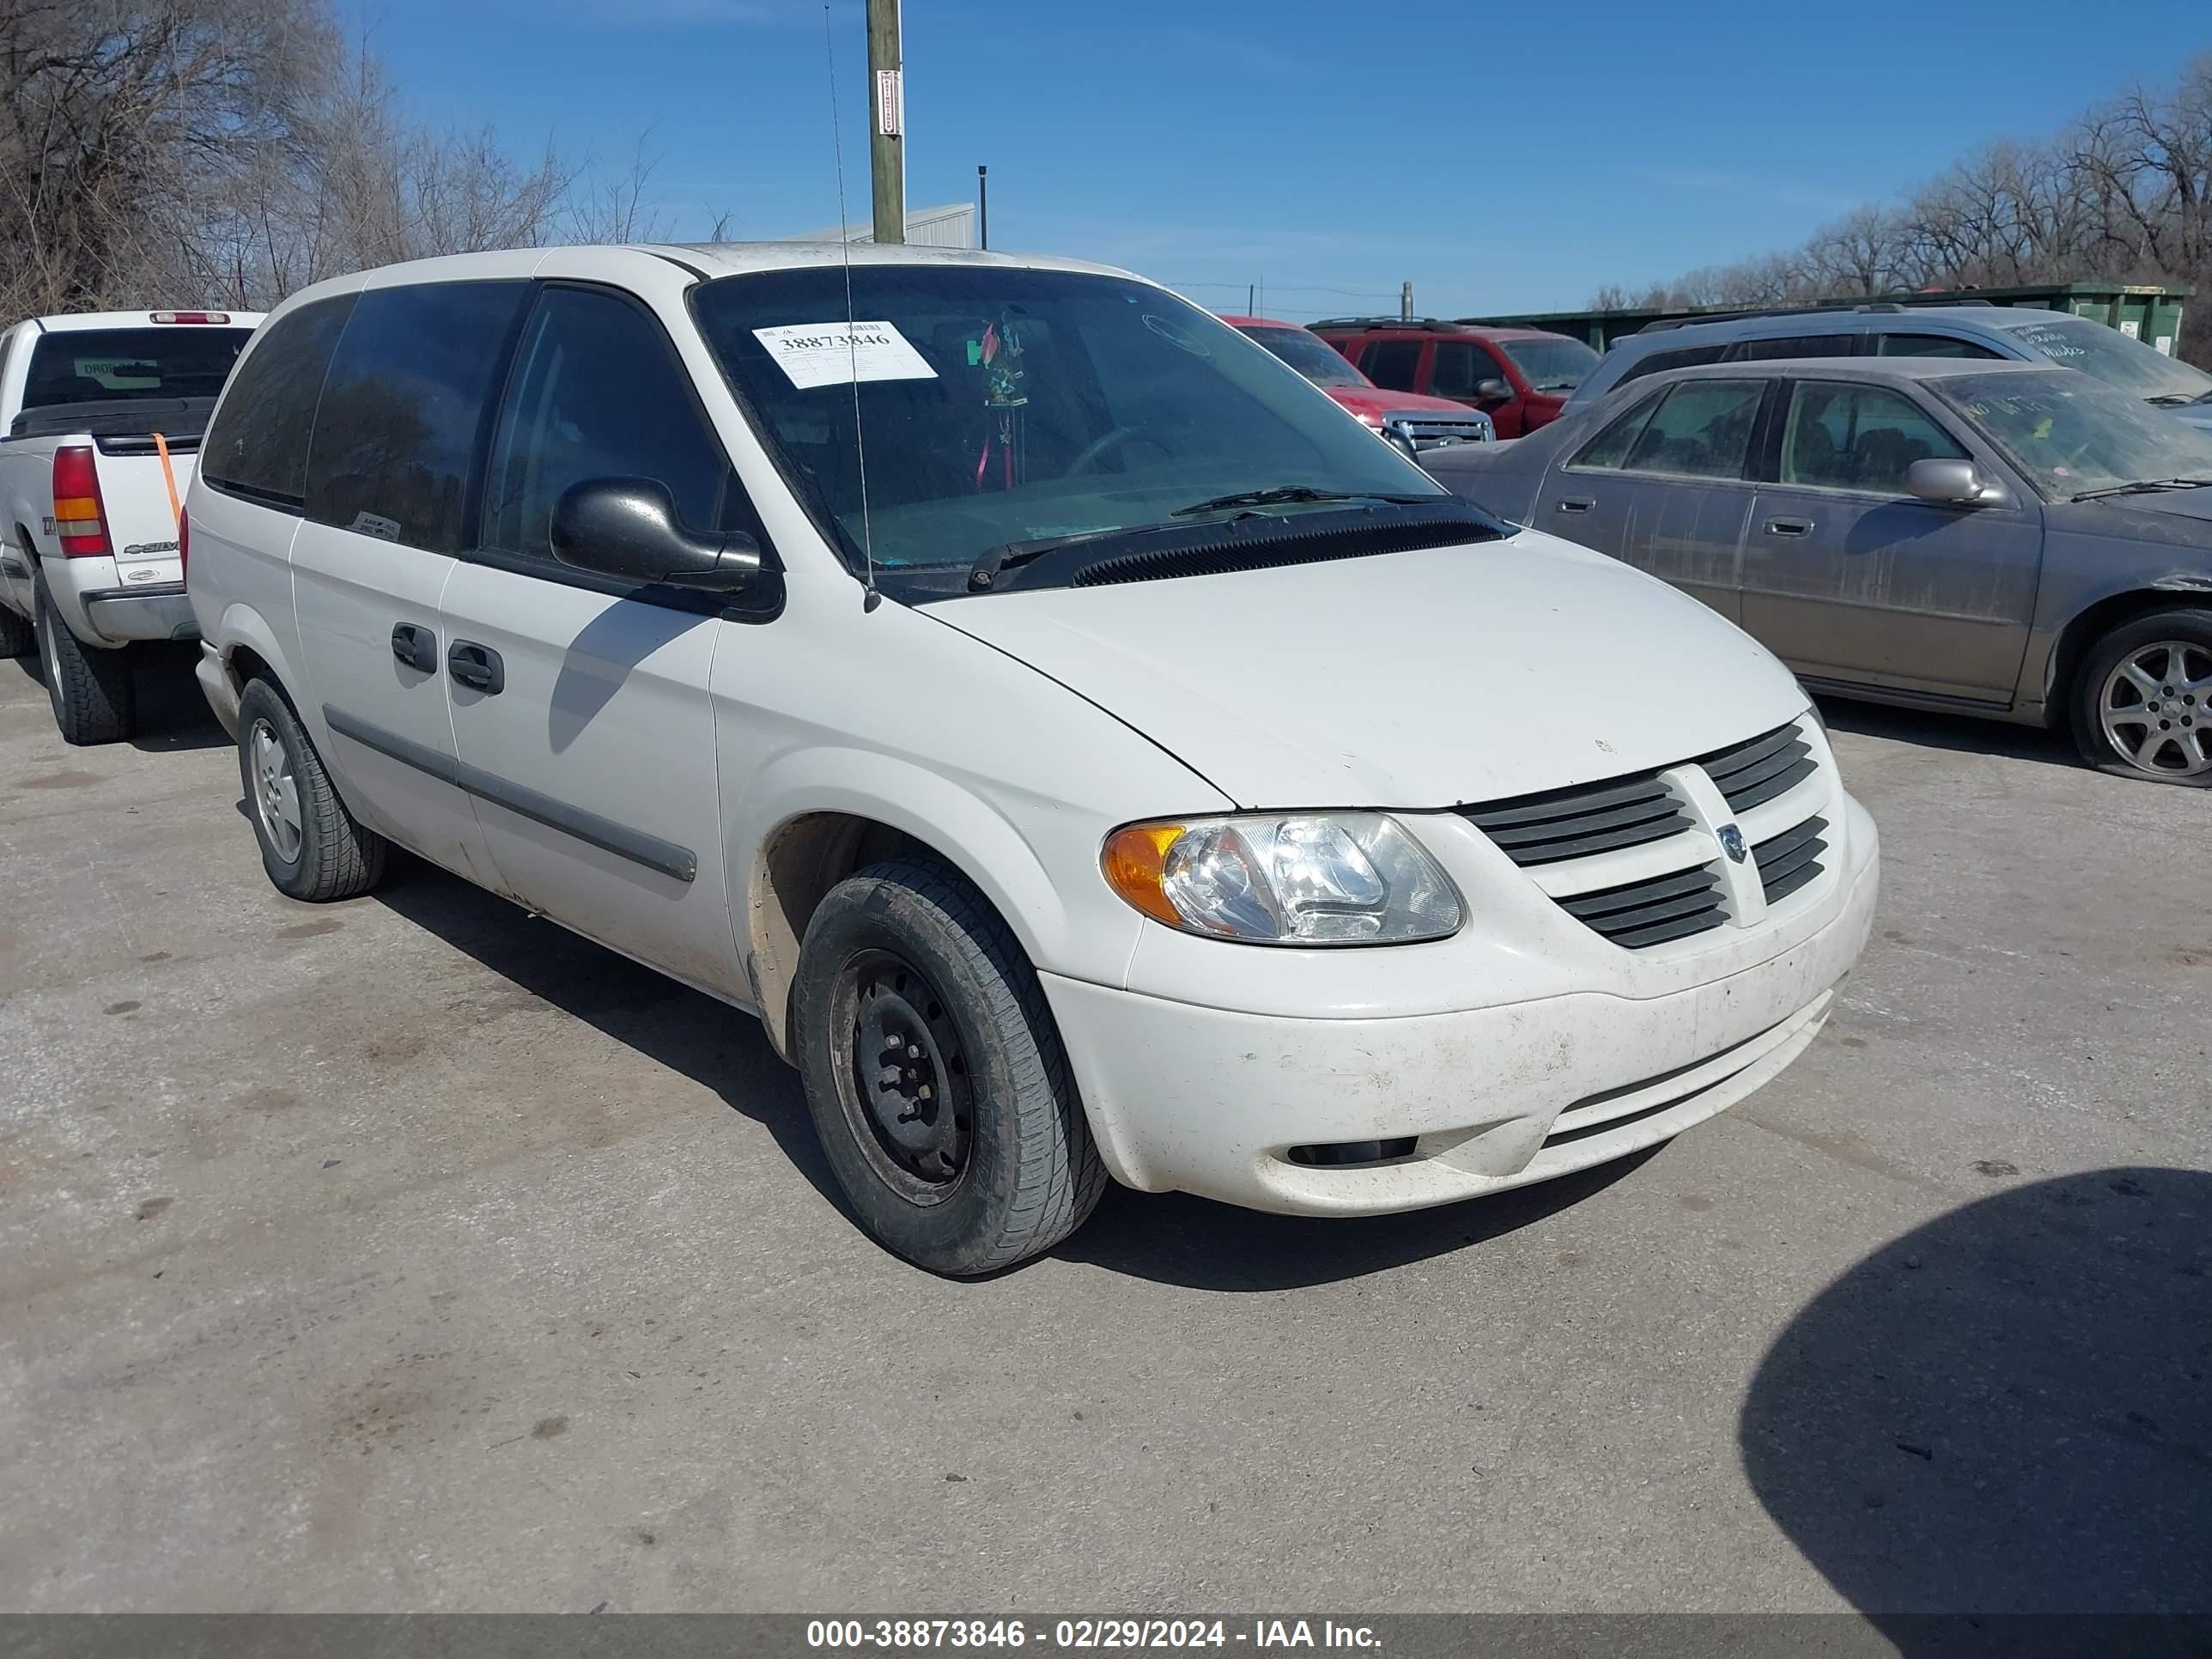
[1937,369,2212,500]
[1234,324,1370,389]
[692,267,1447,588]
[1991,313,2212,404]
[1497,335,1600,392]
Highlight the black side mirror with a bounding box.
[551,477,763,592]
[1472,378,1512,404]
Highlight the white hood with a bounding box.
[929,529,1808,808]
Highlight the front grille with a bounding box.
[1462,719,1826,952]
[1698,721,1816,813]
[1754,815,1827,903]
[1382,412,1492,450]
[1457,771,1690,867]
[1555,864,1728,949]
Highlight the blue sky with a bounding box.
[350,0,2209,321]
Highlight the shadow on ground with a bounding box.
[374,856,1646,1290]
[1813,692,2078,771]
[1742,1166,2212,1634]
[1058,1151,1653,1291]
[9,641,228,751]
[370,859,842,1213]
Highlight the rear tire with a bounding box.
[2071,607,2212,787]
[34,575,135,744]
[236,677,387,901]
[791,859,1107,1276]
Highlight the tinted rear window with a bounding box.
[22,326,252,409]
[202,298,356,510]
[1617,343,1728,386]
[1362,339,1424,390]
[1730,333,1856,362]
[304,283,528,553]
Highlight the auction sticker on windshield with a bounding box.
[752,321,938,390]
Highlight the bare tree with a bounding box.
[1592,51,2212,365]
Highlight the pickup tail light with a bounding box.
[149,311,230,325]
[52,445,111,556]
[179,505,190,580]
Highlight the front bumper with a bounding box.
[1043,805,1878,1216]
[77,584,198,645]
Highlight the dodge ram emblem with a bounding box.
[1718,824,1748,864]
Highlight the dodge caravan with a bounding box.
[186,244,1879,1274]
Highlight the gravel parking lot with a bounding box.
[1,647,2206,1618]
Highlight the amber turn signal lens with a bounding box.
[1100,822,1188,928]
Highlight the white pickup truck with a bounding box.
[0,310,262,742]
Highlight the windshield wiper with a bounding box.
[2070,477,2212,502]
[967,520,1186,592]
[1170,485,1438,517]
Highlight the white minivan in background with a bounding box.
[185,244,1878,1274]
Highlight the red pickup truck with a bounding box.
[1223,317,1492,453]
[1307,318,1599,438]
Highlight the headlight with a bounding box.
[1102,813,1462,945]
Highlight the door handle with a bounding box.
[1556,497,1595,514]
[447,639,504,695]
[390,623,438,674]
[1765,517,1814,537]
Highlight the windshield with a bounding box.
[1234,325,1370,388]
[1936,369,2212,500]
[692,267,1448,586]
[1497,335,1600,392]
[1991,313,2212,404]
[21,326,252,409]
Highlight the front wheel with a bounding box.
[2073,608,2212,787]
[236,678,388,901]
[791,860,1107,1275]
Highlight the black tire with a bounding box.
[0,600,30,659]
[2071,606,2212,787]
[34,574,135,744]
[792,859,1108,1275]
[236,677,387,901]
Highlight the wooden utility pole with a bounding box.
[867,0,905,244]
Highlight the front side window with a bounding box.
[1496,334,1599,392]
[1430,341,1507,398]
[305,282,529,554]
[690,268,1449,591]
[1780,381,1970,494]
[21,325,253,410]
[1937,369,2212,501]
[1360,339,1424,391]
[1608,380,1765,479]
[1235,325,1369,389]
[202,297,356,511]
[483,286,753,566]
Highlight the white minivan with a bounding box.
[186,244,1878,1274]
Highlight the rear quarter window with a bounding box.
[1616,343,1729,387]
[202,297,357,511]
[304,282,530,553]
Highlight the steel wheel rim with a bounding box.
[2100,640,2212,779]
[248,719,305,862]
[831,949,973,1204]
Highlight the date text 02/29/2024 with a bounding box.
[804,1620,1382,1650]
